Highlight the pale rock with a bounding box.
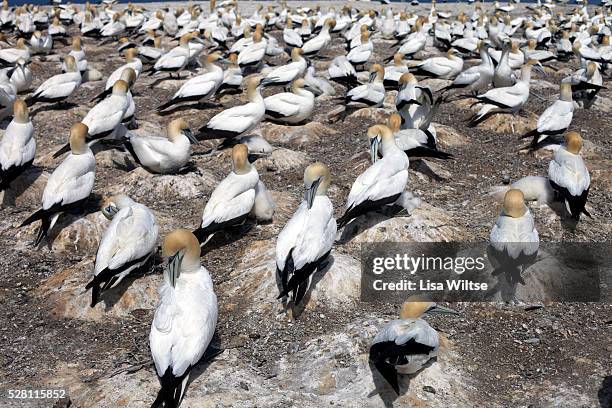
[347,107,395,123]
[34,258,160,322]
[254,147,310,173]
[432,123,469,148]
[530,79,557,90]
[260,122,338,147]
[590,95,612,112]
[419,78,452,92]
[471,111,537,135]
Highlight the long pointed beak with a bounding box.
[369,71,377,82]
[306,177,321,209]
[184,129,198,144]
[165,251,183,288]
[370,136,380,164]
[429,305,460,315]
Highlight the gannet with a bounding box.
[157,53,224,111]
[572,40,606,64]
[0,38,29,65]
[86,195,159,307]
[488,189,539,286]
[147,33,199,78]
[193,144,259,244]
[302,18,335,57]
[383,53,408,90]
[138,36,164,64]
[20,123,95,246]
[328,55,358,89]
[125,118,197,174]
[347,30,373,68]
[25,55,81,106]
[397,18,427,58]
[261,47,306,87]
[489,41,524,69]
[237,27,267,71]
[149,229,218,408]
[303,66,335,97]
[264,78,314,124]
[562,61,605,106]
[493,41,517,88]
[0,99,34,201]
[342,64,385,118]
[409,48,463,79]
[370,299,459,394]
[53,80,130,158]
[198,76,264,141]
[66,36,88,73]
[441,41,494,94]
[216,53,242,97]
[276,162,336,306]
[30,30,52,55]
[520,83,574,150]
[523,39,557,64]
[9,58,32,93]
[395,73,434,130]
[104,48,142,91]
[283,16,302,48]
[467,61,534,128]
[388,113,453,160]
[338,125,409,228]
[548,132,591,220]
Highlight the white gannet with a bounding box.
[147,33,200,78]
[441,41,494,94]
[30,30,52,55]
[198,76,264,141]
[488,189,539,286]
[395,73,434,130]
[337,125,409,228]
[388,113,453,160]
[302,18,335,57]
[328,55,359,89]
[408,48,463,79]
[264,78,314,124]
[26,55,81,106]
[493,41,517,88]
[52,79,130,158]
[283,16,302,48]
[65,36,88,73]
[468,61,534,128]
[138,36,164,64]
[489,40,524,69]
[104,48,142,91]
[548,131,591,220]
[0,38,29,65]
[383,53,408,90]
[397,18,428,58]
[304,65,335,97]
[193,144,259,244]
[216,53,242,97]
[0,99,34,201]
[370,299,459,394]
[86,194,159,307]
[237,27,267,72]
[157,52,224,111]
[562,61,605,106]
[149,229,218,408]
[9,58,32,93]
[261,47,306,87]
[20,123,95,245]
[520,83,574,150]
[342,64,385,118]
[125,118,197,174]
[276,162,336,305]
[347,30,373,68]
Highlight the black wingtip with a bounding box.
[52,143,71,159]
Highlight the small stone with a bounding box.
[524,338,540,344]
[423,385,436,394]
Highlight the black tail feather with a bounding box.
[151,367,190,408]
[52,143,71,159]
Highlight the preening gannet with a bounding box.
[26,55,81,106]
[328,55,358,89]
[86,195,159,307]
[125,118,197,174]
[388,113,453,160]
[441,41,493,94]
[20,123,95,245]
[150,229,218,408]
[338,125,409,228]
[276,162,336,305]
[0,99,34,200]
[264,78,314,124]
[193,144,259,244]
[9,58,32,93]
[488,189,539,286]
[395,73,434,130]
[548,132,591,220]
[370,299,459,394]
[520,83,574,150]
[197,76,264,141]
[157,52,225,111]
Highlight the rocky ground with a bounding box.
[0,2,611,407]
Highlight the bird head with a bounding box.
[502,189,527,218]
[565,131,582,155]
[232,143,251,175]
[303,162,331,209]
[162,229,201,287]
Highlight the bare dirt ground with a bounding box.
[0,2,610,407]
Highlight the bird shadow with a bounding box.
[277,255,335,319]
[367,357,437,407]
[598,376,612,408]
[1,165,43,206]
[202,222,255,252]
[337,206,405,244]
[158,101,223,116]
[30,102,78,118]
[183,332,225,398]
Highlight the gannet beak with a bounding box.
[306,177,322,209]
[369,71,377,83]
[370,135,381,164]
[247,151,268,163]
[166,251,184,288]
[533,62,545,75]
[102,203,119,220]
[183,128,198,144]
[429,305,460,315]
[193,37,205,45]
